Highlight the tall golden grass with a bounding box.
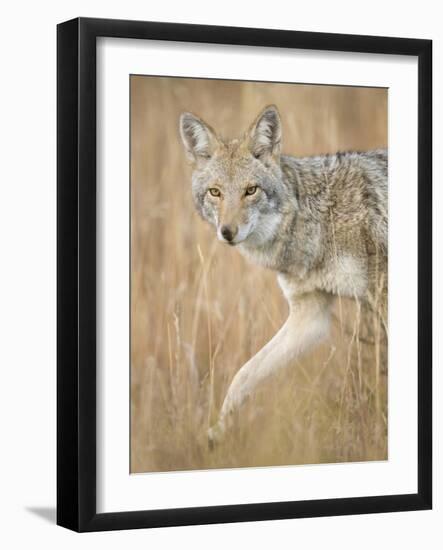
[130,76,388,473]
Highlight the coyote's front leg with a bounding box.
[208,290,333,446]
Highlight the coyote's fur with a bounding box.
[179,105,388,445]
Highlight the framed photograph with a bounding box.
[57,17,432,532]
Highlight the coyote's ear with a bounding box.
[248,105,282,162]
[179,112,219,163]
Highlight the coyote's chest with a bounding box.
[317,255,368,298]
[278,254,368,302]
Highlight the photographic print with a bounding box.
[130,75,388,473]
[57,18,432,531]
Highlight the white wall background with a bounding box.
[0,1,440,548]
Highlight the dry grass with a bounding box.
[130,76,388,473]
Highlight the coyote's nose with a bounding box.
[220,225,236,242]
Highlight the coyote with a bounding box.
[179,105,387,445]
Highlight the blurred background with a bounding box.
[130,76,387,473]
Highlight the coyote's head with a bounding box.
[179,105,287,247]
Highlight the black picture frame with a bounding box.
[57,17,432,532]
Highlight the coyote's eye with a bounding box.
[245,186,257,196]
[208,188,221,197]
